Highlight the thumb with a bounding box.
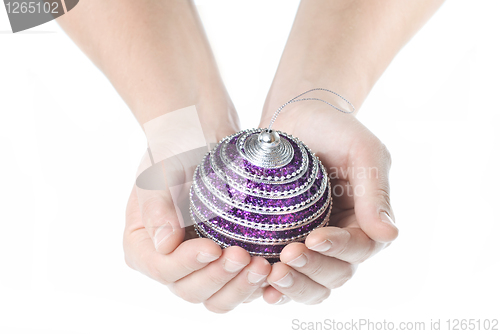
[349,141,398,243]
[136,186,184,254]
[136,185,186,255]
[135,157,188,255]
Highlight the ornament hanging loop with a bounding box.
[266,88,356,132]
[247,88,356,168]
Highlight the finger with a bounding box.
[262,286,290,305]
[128,237,223,285]
[136,184,185,255]
[153,238,223,283]
[280,242,356,289]
[266,262,330,305]
[305,225,385,264]
[124,187,222,283]
[349,139,398,243]
[169,246,251,304]
[203,257,271,313]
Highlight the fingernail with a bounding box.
[286,253,307,267]
[154,223,173,250]
[274,272,294,288]
[274,295,290,305]
[308,239,332,252]
[197,251,220,263]
[380,211,397,228]
[247,271,267,284]
[223,258,246,273]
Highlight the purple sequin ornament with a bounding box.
[190,127,332,263]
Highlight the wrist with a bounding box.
[136,85,240,145]
[262,0,408,120]
[262,50,375,121]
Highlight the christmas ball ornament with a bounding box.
[189,88,355,262]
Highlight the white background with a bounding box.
[0,0,499,333]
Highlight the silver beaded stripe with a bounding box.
[218,162,318,199]
[190,198,332,245]
[211,134,320,199]
[211,131,310,187]
[204,163,318,200]
[220,141,308,185]
[193,203,332,258]
[226,129,309,183]
[189,190,331,232]
[208,128,319,199]
[200,138,324,202]
[218,129,310,185]
[189,167,332,231]
[193,159,328,214]
[210,148,318,199]
[201,149,319,200]
[197,159,327,214]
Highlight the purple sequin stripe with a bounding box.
[213,143,315,193]
[224,134,303,178]
[199,155,324,208]
[195,218,328,263]
[193,200,330,241]
[192,183,329,224]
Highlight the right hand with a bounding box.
[124,167,271,313]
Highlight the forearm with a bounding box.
[57,0,238,139]
[264,0,445,117]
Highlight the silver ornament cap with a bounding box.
[242,129,294,169]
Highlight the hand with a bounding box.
[123,123,272,313]
[258,103,399,305]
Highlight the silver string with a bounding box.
[267,88,356,130]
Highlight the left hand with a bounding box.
[258,103,399,305]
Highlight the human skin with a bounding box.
[57,0,445,312]
[258,0,445,304]
[57,0,272,313]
